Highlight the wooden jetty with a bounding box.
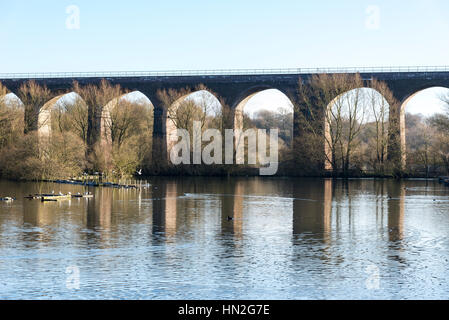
[51,178,150,190]
[41,194,72,202]
[25,192,94,201]
[71,192,94,198]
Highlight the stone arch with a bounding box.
[0,93,25,143]
[232,87,294,164]
[38,92,86,143]
[165,89,223,156]
[0,92,24,109]
[233,86,293,131]
[101,91,154,156]
[325,87,390,171]
[0,92,25,122]
[399,86,449,168]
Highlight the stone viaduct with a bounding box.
[1,67,449,169]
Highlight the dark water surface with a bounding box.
[0,178,449,300]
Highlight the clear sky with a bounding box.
[1,0,449,115]
[1,0,449,72]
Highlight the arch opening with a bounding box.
[34,92,90,178]
[401,86,449,175]
[165,89,223,158]
[101,91,154,175]
[233,89,294,166]
[0,92,25,149]
[325,87,390,174]
[1,93,24,109]
[38,92,87,143]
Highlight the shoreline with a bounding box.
[0,175,446,184]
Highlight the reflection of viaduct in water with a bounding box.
[221,180,244,237]
[291,179,405,243]
[21,199,60,243]
[152,181,178,238]
[2,69,449,168]
[23,200,56,227]
[150,178,246,239]
[152,180,179,239]
[293,179,333,239]
[387,181,405,242]
[146,178,405,245]
[21,196,86,243]
[87,188,112,231]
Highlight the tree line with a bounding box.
[0,74,448,180]
[0,80,152,181]
[294,73,449,177]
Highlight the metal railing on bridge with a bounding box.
[1,65,449,79]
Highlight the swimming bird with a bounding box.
[227,216,234,221]
[1,197,15,202]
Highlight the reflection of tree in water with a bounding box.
[86,188,112,245]
[220,179,244,240]
[292,179,334,265]
[151,180,178,243]
[386,180,407,265]
[151,177,246,242]
[373,180,388,231]
[216,179,246,283]
[21,188,85,245]
[21,199,56,245]
[293,179,332,239]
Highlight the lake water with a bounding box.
[0,178,448,300]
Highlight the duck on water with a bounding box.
[0,197,16,202]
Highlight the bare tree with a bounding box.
[366,80,394,173]
[335,86,369,174]
[0,83,15,147]
[428,104,449,174]
[95,94,152,178]
[432,132,449,174]
[298,73,369,175]
[72,80,125,172]
[58,93,89,144]
[74,80,124,149]
[0,82,7,97]
[105,98,152,148]
[157,85,224,162]
[18,81,53,134]
[158,85,221,131]
[441,91,449,110]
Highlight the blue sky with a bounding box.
[1,0,449,72]
[1,0,449,115]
